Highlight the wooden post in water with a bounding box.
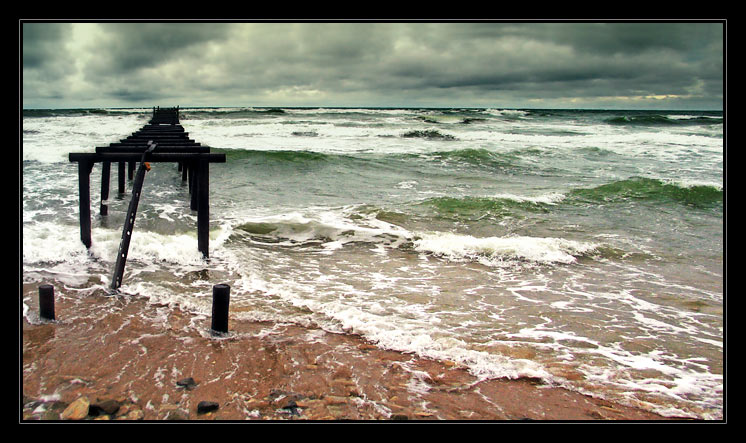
[77,160,93,248]
[197,158,209,258]
[118,161,125,194]
[100,161,110,216]
[190,161,198,210]
[110,143,156,290]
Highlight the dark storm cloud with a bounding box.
[23,23,70,68]
[21,21,724,109]
[371,23,722,99]
[22,23,76,80]
[86,23,232,75]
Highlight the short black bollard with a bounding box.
[211,284,230,334]
[39,284,55,321]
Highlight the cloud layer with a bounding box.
[22,22,724,109]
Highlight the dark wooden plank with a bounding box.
[70,152,226,163]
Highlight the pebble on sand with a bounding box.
[197,401,219,414]
[60,397,90,420]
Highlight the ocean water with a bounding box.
[22,107,724,419]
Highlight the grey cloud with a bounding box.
[22,23,76,79]
[86,23,233,75]
[23,23,72,68]
[21,21,724,109]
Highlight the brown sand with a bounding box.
[21,283,675,421]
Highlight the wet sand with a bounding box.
[21,283,675,421]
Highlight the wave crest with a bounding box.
[605,114,723,126]
[570,177,722,208]
[413,232,598,266]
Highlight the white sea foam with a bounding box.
[484,109,529,118]
[22,220,224,271]
[22,115,143,163]
[413,232,597,266]
[491,192,566,205]
[232,208,412,251]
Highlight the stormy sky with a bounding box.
[21,21,724,110]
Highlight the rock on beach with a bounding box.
[60,397,90,420]
[90,399,120,416]
[197,401,219,414]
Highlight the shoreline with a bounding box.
[21,284,680,421]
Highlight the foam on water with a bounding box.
[23,114,144,163]
[413,232,597,266]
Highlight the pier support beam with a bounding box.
[118,161,125,194]
[197,159,209,258]
[77,160,93,249]
[189,161,198,210]
[100,161,110,216]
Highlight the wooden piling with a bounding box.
[100,161,110,216]
[211,284,230,334]
[77,160,93,249]
[110,144,156,290]
[118,161,125,194]
[198,158,209,258]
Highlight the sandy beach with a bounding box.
[21,283,677,422]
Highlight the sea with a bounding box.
[21,107,724,420]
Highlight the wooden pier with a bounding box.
[69,107,226,286]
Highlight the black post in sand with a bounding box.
[211,284,230,334]
[39,285,55,321]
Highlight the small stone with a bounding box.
[117,404,131,416]
[246,399,271,409]
[176,377,198,390]
[60,397,90,420]
[197,401,219,414]
[391,414,409,420]
[281,400,298,410]
[91,399,120,416]
[164,409,190,420]
[125,409,144,420]
[323,395,348,406]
